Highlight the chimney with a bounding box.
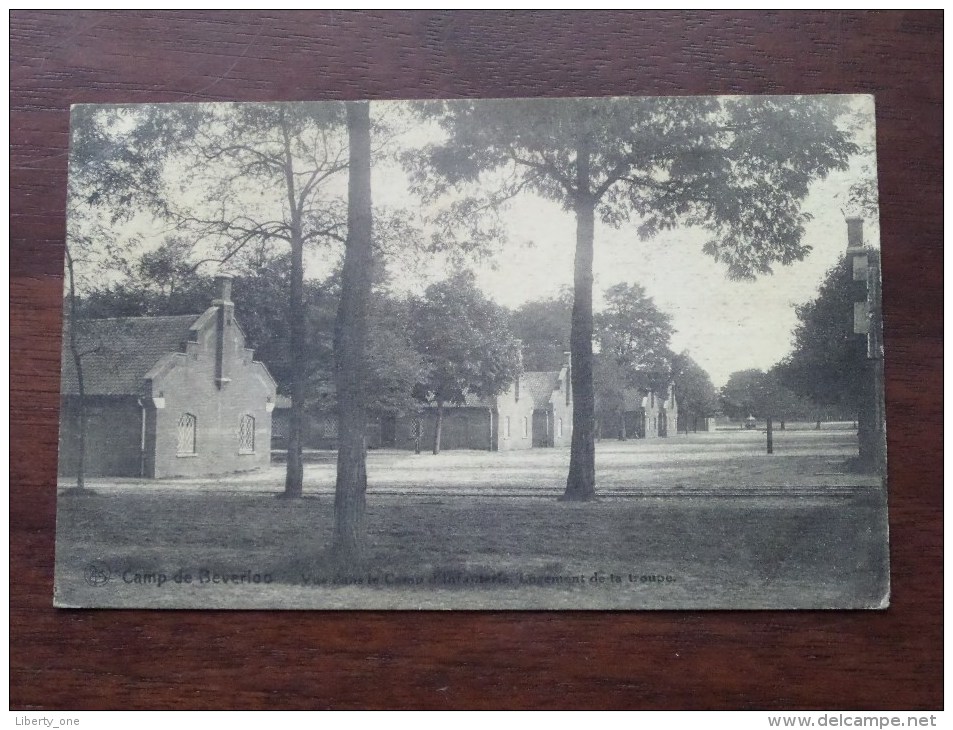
[214,273,233,304]
[213,274,234,389]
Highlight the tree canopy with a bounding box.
[413,95,859,499]
[670,352,719,422]
[592,282,674,437]
[720,369,769,421]
[412,96,857,278]
[409,272,522,454]
[595,282,673,391]
[720,367,817,423]
[509,292,573,372]
[411,271,522,406]
[777,250,878,413]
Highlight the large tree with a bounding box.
[332,101,375,563]
[721,368,816,426]
[596,283,673,382]
[413,95,857,500]
[593,282,674,440]
[363,293,429,418]
[777,253,876,413]
[720,369,767,422]
[669,351,719,432]
[409,272,522,455]
[777,248,882,462]
[176,102,350,499]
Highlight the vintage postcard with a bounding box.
[53,95,888,609]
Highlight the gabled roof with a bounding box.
[60,314,200,396]
[522,371,560,407]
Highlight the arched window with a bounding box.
[505,416,511,439]
[239,414,255,454]
[522,416,529,439]
[177,413,197,455]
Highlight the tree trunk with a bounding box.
[281,113,305,499]
[562,128,596,501]
[332,100,373,566]
[766,416,774,455]
[65,246,87,491]
[619,411,627,441]
[414,415,421,455]
[282,232,305,497]
[433,401,444,455]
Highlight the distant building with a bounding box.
[598,385,678,440]
[59,276,277,479]
[645,385,677,438]
[272,355,685,454]
[522,352,573,447]
[271,394,342,452]
[677,413,717,433]
[272,368,566,454]
[399,378,537,452]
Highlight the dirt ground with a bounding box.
[65,428,881,496]
[53,429,889,610]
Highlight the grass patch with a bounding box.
[54,489,889,610]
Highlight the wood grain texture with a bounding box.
[10,10,942,710]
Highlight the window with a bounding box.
[239,414,255,454]
[522,416,528,439]
[505,416,511,439]
[177,413,197,455]
[556,418,563,438]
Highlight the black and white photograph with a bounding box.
[53,94,888,610]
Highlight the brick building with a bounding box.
[59,276,277,479]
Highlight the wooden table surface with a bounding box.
[10,11,942,710]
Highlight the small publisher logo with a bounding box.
[84,563,111,586]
